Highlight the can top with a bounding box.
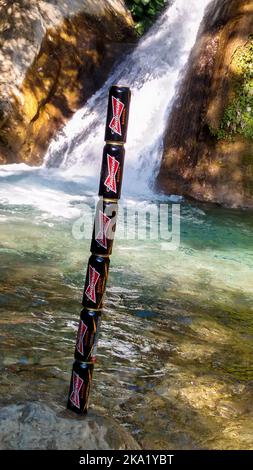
[111,84,131,92]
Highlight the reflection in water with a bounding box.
[0,195,253,449]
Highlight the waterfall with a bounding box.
[0,0,213,217]
[44,0,213,198]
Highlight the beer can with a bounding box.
[91,199,118,256]
[82,255,110,309]
[99,143,125,200]
[67,360,94,414]
[74,309,101,362]
[104,85,131,144]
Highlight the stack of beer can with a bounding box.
[67,86,131,414]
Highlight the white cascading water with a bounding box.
[44,0,212,197]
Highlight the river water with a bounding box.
[0,0,253,450]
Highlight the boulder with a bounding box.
[0,402,140,450]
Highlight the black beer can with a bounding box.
[74,309,101,362]
[67,360,94,414]
[82,255,110,309]
[99,143,125,200]
[91,199,118,256]
[104,86,131,144]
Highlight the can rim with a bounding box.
[105,141,125,146]
[111,84,130,88]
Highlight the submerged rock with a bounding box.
[0,402,140,450]
[157,0,253,208]
[0,0,135,165]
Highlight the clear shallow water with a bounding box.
[0,167,253,449]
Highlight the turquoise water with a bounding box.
[0,167,253,449]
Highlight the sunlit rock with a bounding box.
[0,0,135,165]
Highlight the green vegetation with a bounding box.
[126,0,166,35]
[211,37,253,141]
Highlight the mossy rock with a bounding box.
[211,36,253,141]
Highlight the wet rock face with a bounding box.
[0,0,135,165]
[0,402,140,450]
[157,0,253,208]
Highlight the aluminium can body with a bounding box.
[74,309,101,362]
[104,86,131,144]
[99,143,125,200]
[82,255,110,309]
[91,199,118,256]
[67,361,94,414]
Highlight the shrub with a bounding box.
[126,0,166,35]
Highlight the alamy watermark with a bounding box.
[72,200,181,251]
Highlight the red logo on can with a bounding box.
[109,96,124,136]
[70,371,84,409]
[96,210,111,250]
[85,265,100,304]
[76,320,88,355]
[104,154,119,194]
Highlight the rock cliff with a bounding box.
[158,0,253,208]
